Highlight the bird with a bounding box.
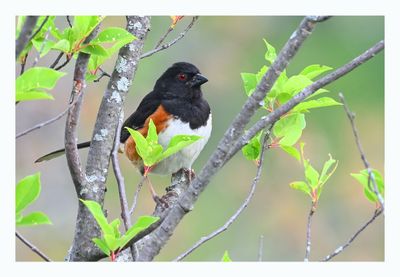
[35,62,212,202]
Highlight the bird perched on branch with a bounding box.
[36,62,212,202]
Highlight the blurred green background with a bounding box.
[15,16,384,261]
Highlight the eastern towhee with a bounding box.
[36,62,212,200]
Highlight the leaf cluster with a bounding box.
[241,39,341,161]
[81,199,159,258]
[126,119,202,173]
[16,173,52,227]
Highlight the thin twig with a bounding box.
[16,96,79,139]
[338,93,385,211]
[54,55,71,71]
[66,16,73,27]
[28,16,49,43]
[174,128,272,261]
[154,26,174,49]
[258,235,264,261]
[140,16,199,59]
[304,202,316,261]
[94,68,111,82]
[322,209,383,261]
[129,176,146,216]
[16,16,39,60]
[49,52,64,69]
[20,53,28,75]
[16,231,52,262]
[112,111,132,231]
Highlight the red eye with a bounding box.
[178,73,187,81]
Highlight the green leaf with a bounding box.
[80,44,109,56]
[32,38,55,57]
[276,92,292,106]
[268,70,288,99]
[16,67,66,102]
[299,64,332,80]
[110,219,121,238]
[292,97,342,113]
[221,250,232,262]
[16,173,41,214]
[273,113,306,146]
[241,73,257,96]
[51,39,71,53]
[119,216,159,250]
[72,16,104,45]
[263,38,277,64]
[146,119,159,144]
[104,234,120,252]
[16,211,52,227]
[16,90,54,102]
[242,131,263,161]
[16,16,26,38]
[289,181,312,198]
[351,169,384,203]
[92,27,136,45]
[160,135,202,162]
[92,238,111,256]
[304,160,320,188]
[80,199,113,236]
[256,65,268,84]
[85,73,98,82]
[319,154,338,186]
[282,75,313,96]
[280,145,301,161]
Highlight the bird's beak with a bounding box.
[189,73,208,87]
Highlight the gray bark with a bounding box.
[66,16,151,261]
[15,16,38,60]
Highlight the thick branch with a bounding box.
[66,16,151,262]
[15,16,38,60]
[16,231,51,262]
[133,16,326,261]
[64,26,100,195]
[338,93,384,211]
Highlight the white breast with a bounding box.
[152,114,212,175]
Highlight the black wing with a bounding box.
[120,90,161,143]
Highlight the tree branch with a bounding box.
[64,25,100,195]
[66,16,151,262]
[229,40,385,162]
[16,231,51,262]
[16,96,79,139]
[338,92,385,211]
[29,16,49,43]
[304,202,316,261]
[54,55,72,71]
[133,16,327,261]
[112,110,132,231]
[140,16,199,59]
[129,176,146,216]
[258,235,264,261]
[322,208,383,261]
[174,128,272,261]
[16,16,38,60]
[49,52,64,69]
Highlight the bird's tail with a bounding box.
[35,141,91,163]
